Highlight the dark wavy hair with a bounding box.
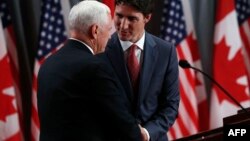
[115,0,154,16]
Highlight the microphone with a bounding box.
[179,59,248,113]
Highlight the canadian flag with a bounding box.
[210,0,250,129]
[0,11,22,141]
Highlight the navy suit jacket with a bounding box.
[38,39,141,141]
[104,32,180,141]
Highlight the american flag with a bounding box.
[0,0,22,140]
[160,0,208,139]
[30,0,68,140]
[235,0,250,91]
[210,0,250,129]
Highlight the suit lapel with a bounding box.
[106,34,134,101]
[138,33,158,103]
[106,33,158,105]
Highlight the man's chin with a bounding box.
[118,35,130,41]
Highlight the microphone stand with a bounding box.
[179,59,248,113]
[189,66,248,113]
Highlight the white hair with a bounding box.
[68,0,111,33]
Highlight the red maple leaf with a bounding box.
[213,37,249,105]
[0,55,16,121]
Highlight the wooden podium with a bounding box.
[174,109,250,141]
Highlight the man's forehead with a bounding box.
[115,5,143,16]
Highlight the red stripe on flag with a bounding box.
[31,75,39,129]
[177,45,198,127]
[31,104,40,130]
[168,126,176,139]
[180,86,198,127]
[240,22,250,85]
[177,82,193,137]
[240,26,250,55]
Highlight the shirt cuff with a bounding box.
[143,128,150,141]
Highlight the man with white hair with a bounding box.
[37,1,142,141]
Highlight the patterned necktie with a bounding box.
[127,44,140,93]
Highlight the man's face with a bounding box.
[114,4,151,43]
[96,14,112,54]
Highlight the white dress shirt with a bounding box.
[120,32,145,64]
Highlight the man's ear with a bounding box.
[90,24,99,39]
[144,14,152,23]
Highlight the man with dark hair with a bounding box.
[103,0,180,140]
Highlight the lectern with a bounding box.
[174,108,250,141]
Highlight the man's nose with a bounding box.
[120,18,129,30]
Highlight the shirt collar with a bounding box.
[120,32,145,51]
[69,38,94,54]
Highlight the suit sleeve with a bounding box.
[144,44,180,141]
[92,60,142,141]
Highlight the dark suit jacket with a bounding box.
[104,32,180,141]
[37,39,141,141]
